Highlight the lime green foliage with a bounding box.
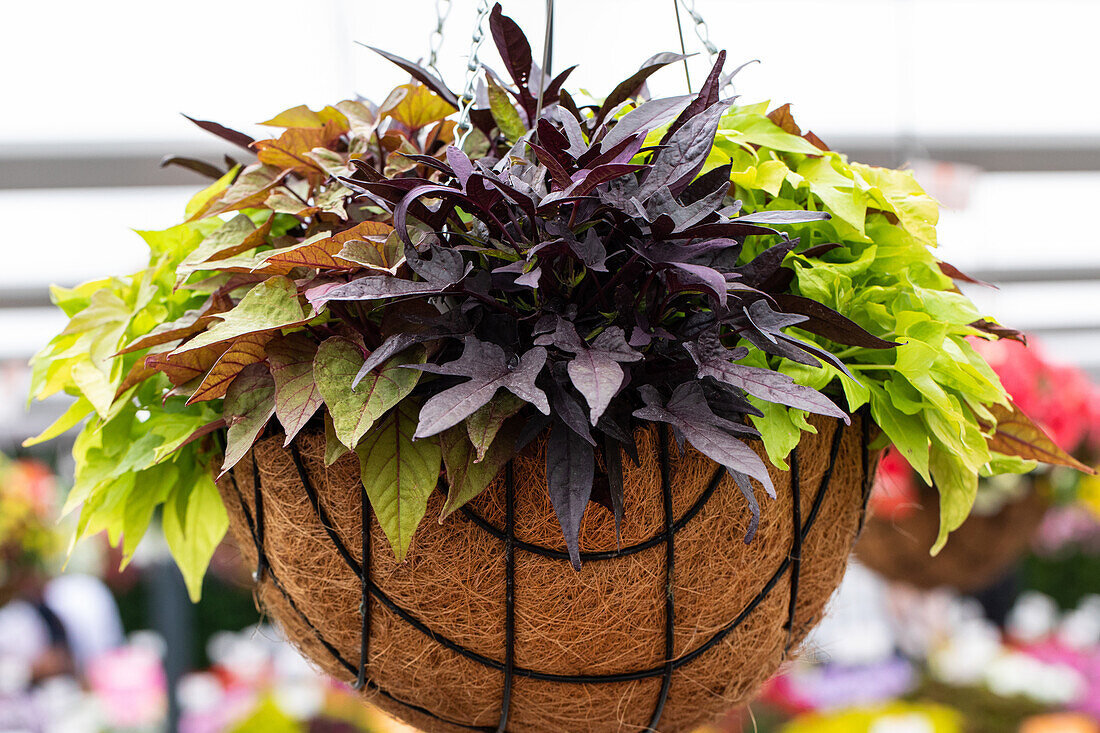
[708,101,1013,550]
[28,181,231,600]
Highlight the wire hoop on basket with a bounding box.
[225,411,872,733]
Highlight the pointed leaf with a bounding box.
[163,473,228,602]
[172,277,307,354]
[640,100,734,200]
[177,214,273,281]
[261,221,394,271]
[413,340,548,439]
[356,400,441,560]
[466,391,526,462]
[147,341,230,387]
[188,332,273,404]
[314,336,423,450]
[439,419,520,520]
[267,332,324,445]
[986,401,1096,473]
[365,46,459,107]
[546,418,595,570]
[182,114,255,152]
[593,52,691,128]
[220,363,276,475]
[489,4,534,96]
[684,332,848,422]
[487,75,527,141]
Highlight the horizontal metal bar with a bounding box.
[0,141,240,190]
[964,268,1100,284]
[5,134,1100,190]
[828,134,1100,172]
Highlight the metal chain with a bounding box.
[426,0,453,78]
[455,0,494,148]
[677,0,720,59]
[676,0,738,94]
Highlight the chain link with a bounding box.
[455,0,493,148]
[677,0,719,58]
[426,0,453,78]
[676,0,737,94]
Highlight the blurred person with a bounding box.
[0,456,123,686]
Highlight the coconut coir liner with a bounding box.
[218,412,872,732]
[856,480,1046,593]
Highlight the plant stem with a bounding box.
[847,364,898,371]
[580,252,639,313]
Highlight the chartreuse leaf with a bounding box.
[23,396,93,446]
[487,75,526,142]
[227,697,302,733]
[185,166,238,219]
[323,412,346,467]
[260,103,349,131]
[177,214,272,281]
[173,277,306,354]
[120,461,176,566]
[163,470,228,601]
[929,445,976,554]
[748,399,803,471]
[314,337,423,450]
[379,83,457,131]
[356,400,442,560]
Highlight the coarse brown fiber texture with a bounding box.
[856,480,1047,592]
[217,412,873,733]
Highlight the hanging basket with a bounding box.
[217,412,876,733]
[855,480,1047,592]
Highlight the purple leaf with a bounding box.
[568,163,647,197]
[182,114,255,153]
[567,351,625,426]
[317,275,448,305]
[683,331,849,423]
[728,469,761,541]
[366,46,459,107]
[527,141,574,188]
[665,262,730,307]
[737,210,831,224]
[356,333,419,387]
[592,52,692,129]
[660,51,726,143]
[489,4,534,103]
[446,146,474,185]
[601,94,692,149]
[639,100,734,200]
[602,433,625,547]
[633,383,773,494]
[546,373,596,446]
[514,265,542,288]
[412,339,549,438]
[772,294,897,349]
[546,418,595,570]
[406,244,470,287]
[736,239,800,288]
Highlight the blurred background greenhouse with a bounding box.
[1,1,1098,731]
